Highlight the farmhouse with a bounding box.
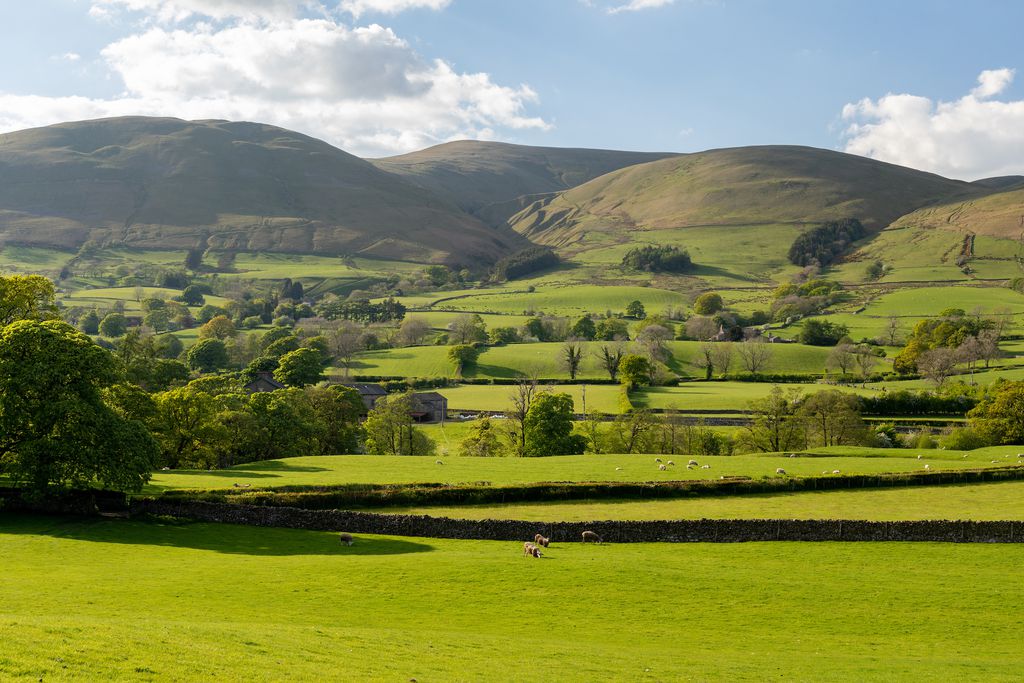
[244,371,286,393]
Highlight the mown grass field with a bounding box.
[380,480,1024,522]
[437,384,623,413]
[144,450,1020,492]
[2,515,1023,681]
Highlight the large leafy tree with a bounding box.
[969,381,1024,445]
[364,393,435,456]
[0,274,58,326]
[187,338,229,372]
[523,392,586,457]
[274,347,326,387]
[0,320,158,493]
[306,386,364,455]
[152,387,228,469]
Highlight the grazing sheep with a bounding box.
[655,458,663,463]
[436,459,444,465]
[992,460,999,464]
[523,542,542,558]
[534,534,550,548]
[582,530,603,544]
[615,467,623,471]
[822,471,829,475]
[659,464,667,471]
[686,464,695,470]
[667,460,675,466]
[916,455,922,459]
[688,459,698,466]
[339,533,353,546]
[776,468,786,475]
[923,464,931,470]
[832,470,841,475]
[701,464,711,469]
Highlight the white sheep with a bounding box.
[701,464,711,469]
[916,455,922,459]
[615,467,623,471]
[523,542,542,558]
[339,532,353,546]
[435,459,444,465]
[655,458,663,463]
[688,459,698,466]
[832,470,841,475]
[776,468,786,475]
[667,460,675,466]
[923,464,931,470]
[659,464,667,471]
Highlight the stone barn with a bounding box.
[341,383,388,413]
[244,371,285,393]
[411,392,448,423]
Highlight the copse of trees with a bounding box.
[620,245,692,273]
[787,218,867,267]
[318,296,406,323]
[798,319,850,346]
[491,246,559,281]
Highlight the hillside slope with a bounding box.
[0,117,525,263]
[507,145,980,250]
[372,140,676,224]
[892,185,1024,239]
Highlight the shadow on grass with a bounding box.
[159,460,332,481]
[1,514,435,556]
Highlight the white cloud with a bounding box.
[0,16,548,156]
[89,0,313,22]
[54,52,82,62]
[339,0,451,18]
[841,68,1024,180]
[607,0,674,15]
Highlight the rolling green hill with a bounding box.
[0,117,526,264]
[371,140,676,225]
[507,145,981,254]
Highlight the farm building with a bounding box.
[411,392,448,423]
[244,371,286,393]
[341,383,388,412]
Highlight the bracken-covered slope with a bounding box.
[0,117,525,263]
[371,140,677,225]
[507,145,981,249]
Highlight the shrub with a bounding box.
[620,245,692,273]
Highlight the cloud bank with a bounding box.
[841,68,1024,180]
[0,1,547,156]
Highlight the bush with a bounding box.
[799,319,850,346]
[693,292,724,315]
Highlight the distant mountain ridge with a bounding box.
[0,116,1019,266]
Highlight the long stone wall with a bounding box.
[131,499,1024,543]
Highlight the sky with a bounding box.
[1,0,1022,179]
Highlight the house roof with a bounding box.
[341,383,388,396]
[413,391,447,402]
[245,373,286,392]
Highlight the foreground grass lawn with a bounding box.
[380,480,1024,522]
[145,451,1019,492]
[2,515,1023,681]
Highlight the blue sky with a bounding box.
[0,0,1022,178]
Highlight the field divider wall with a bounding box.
[128,499,1024,543]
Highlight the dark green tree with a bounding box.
[186,338,229,372]
[0,320,158,494]
[274,347,326,387]
[523,392,586,456]
[570,316,597,341]
[98,312,128,338]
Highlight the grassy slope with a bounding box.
[383,480,1024,522]
[144,451,1016,492]
[2,515,1023,681]
[891,184,1024,239]
[371,139,676,219]
[0,117,524,263]
[508,145,977,251]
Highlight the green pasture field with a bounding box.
[633,382,874,411]
[862,285,1024,318]
[0,245,73,273]
[61,286,233,312]
[346,340,862,380]
[144,450,1014,492]
[414,283,688,317]
[402,310,535,331]
[380,479,1024,522]
[3,516,1023,680]
[436,384,623,414]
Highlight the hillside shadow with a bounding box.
[158,460,331,481]
[1,514,435,557]
[687,263,763,284]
